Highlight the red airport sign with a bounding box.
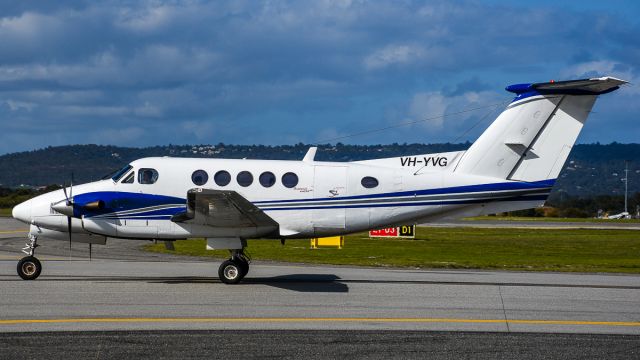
[369,225,415,238]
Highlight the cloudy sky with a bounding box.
[1,0,639,155]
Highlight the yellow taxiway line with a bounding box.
[0,317,639,327]
[0,230,27,234]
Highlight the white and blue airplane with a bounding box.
[12,76,626,283]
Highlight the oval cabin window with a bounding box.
[191,170,208,186]
[259,171,276,188]
[237,171,253,187]
[214,170,231,186]
[361,176,378,189]
[281,172,299,188]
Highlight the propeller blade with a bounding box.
[70,172,74,201]
[62,183,69,204]
[65,173,75,259]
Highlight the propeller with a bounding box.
[51,173,106,260]
[61,174,74,258]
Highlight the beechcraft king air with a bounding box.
[11,76,627,283]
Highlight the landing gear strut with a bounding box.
[17,234,42,280]
[218,249,250,285]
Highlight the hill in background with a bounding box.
[1,142,638,198]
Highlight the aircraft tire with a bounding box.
[238,258,249,279]
[218,260,243,284]
[17,256,42,280]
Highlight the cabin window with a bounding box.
[361,176,379,189]
[111,165,132,182]
[138,168,159,184]
[214,170,231,186]
[121,172,135,184]
[237,171,253,187]
[281,172,299,188]
[259,171,276,188]
[191,170,208,186]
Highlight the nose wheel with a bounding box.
[17,234,42,280]
[17,256,42,280]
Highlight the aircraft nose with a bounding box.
[12,200,32,223]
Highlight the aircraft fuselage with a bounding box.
[13,154,551,240]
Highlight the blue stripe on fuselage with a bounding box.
[260,194,549,211]
[92,206,186,219]
[74,179,554,219]
[98,194,549,220]
[73,191,185,218]
[253,179,555,205]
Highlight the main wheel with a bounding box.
[218,260,243,284]
[237,258,249,279]
[17,256,42,280]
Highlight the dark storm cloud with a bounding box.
[0,0,638,154]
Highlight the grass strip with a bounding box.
[144,227,640,273]
[463,216,640,223]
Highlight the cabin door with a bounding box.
[312,165,347,232]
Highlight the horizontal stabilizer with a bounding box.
[506,77,627,99]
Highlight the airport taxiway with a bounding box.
[1,254,639,334]
[1,215,639,334]
[1,216,639,357]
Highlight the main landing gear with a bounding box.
[218,249,250,285]
[17,234,42,280]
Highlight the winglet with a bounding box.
[303,147,317,162]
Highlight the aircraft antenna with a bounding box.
[449,102,505,143]
[314,99,510,144]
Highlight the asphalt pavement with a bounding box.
[1,216,639,358]
[1,330,638,359]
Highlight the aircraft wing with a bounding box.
[171,189,279,228]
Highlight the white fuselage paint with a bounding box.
[12,153,549,241]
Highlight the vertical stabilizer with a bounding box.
[455,77,626,182]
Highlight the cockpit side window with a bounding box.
[138,168,159,184]
[121,172,135,184]
[111,165,133,182]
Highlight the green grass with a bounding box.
[0,208,11,217]
[463,216,640,223]
[144,227,640,273]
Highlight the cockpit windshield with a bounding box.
[110,165,133,182]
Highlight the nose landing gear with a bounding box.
[17,234,42,280]
[218,249,250,284]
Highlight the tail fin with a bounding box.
[455,76,626,182]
